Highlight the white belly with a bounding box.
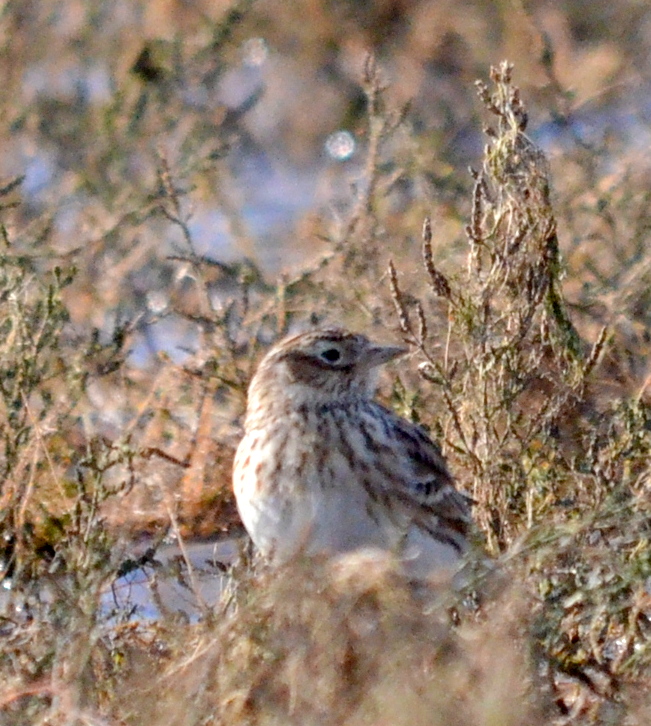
[232,419,463,576]
[234,442,392,561]
[233,426,397,561]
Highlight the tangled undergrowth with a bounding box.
[0,3,650,724]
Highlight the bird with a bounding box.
[232,327,473,578]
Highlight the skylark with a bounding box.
[233,328,472,578]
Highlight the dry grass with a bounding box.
[0,2,651,725]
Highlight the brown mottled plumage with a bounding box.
[233,328,473,578]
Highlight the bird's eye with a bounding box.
[320,347,341,363]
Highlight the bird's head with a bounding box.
[246,328,407,417]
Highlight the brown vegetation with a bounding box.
[0,2,650,724]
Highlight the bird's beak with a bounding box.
[366,344,408,368]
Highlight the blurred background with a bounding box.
[4,0,651,302]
